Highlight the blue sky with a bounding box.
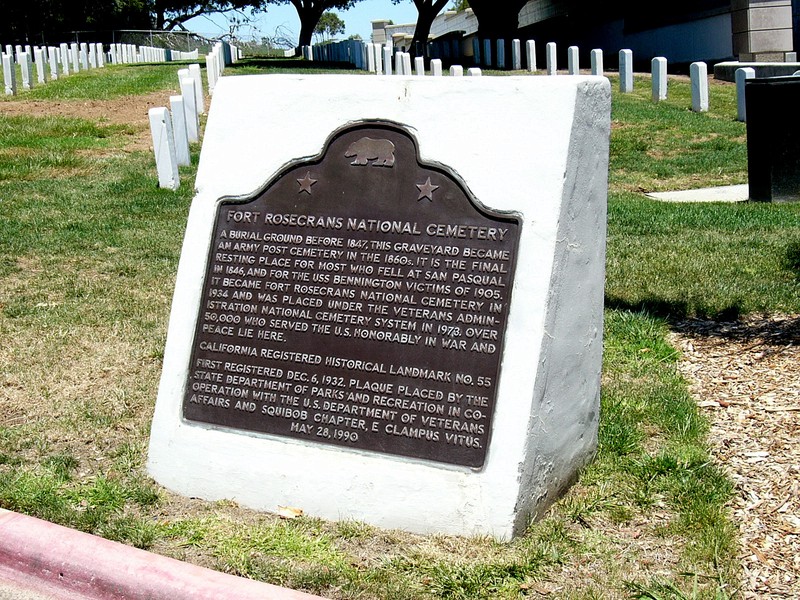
[184,1,427,46]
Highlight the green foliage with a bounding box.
[314,11,345,43]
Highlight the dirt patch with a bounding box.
[0,91,176,152]
[670,315,800,598]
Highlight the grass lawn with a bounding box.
[0,58,798,599]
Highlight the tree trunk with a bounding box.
[293,0,326,49]
[410,0,449,59]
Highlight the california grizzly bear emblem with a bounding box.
[344,137,396,167]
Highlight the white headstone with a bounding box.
[366,44,375,73]
[651,57,668,102]
[394,50,403,75]
[206,53,218,94]
[70,43,80,72]
[431,58,443,76]
[3,53,17,95]
[619,49,633,93]
[374,44,383,75]
[590,49,603,76]
[690,61,708,112]
[180,76,199,142]
[48,47,59,80]
[170,95,191,167]
[467,67,482,76]
[449,65,463,76]
[80,43,89,70]
[735,67,756,122]
[567,46,579,75]
[512,39,521,70]
[19,52,32,89]
[402,53,412,76]
[383,46,392,76]
[148,107,180,191]
[188,64,205,114]
[147,73,611,540]
[34,48,47,84]
[415,56,425,76]
[60,43,70,75]
[526,40,536,72]
[89,43,97,68]
[546,42,557,75]
[496,39,505,69]
[96,43,105,67]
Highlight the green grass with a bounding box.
[0,62,796,599]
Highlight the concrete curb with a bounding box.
[0,509,327,600]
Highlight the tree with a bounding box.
[314,11,345,43]
[269,0,362,49]
[392,0,450,59]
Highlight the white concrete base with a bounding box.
[147,74,611,539]
[647,184,749,203]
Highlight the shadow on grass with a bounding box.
[604,295,743,322]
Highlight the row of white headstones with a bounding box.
[149,42,235,190]
[1,41,200,95]
[306,39,758,122]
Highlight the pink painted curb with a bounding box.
[0,509,327,600]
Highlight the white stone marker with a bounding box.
[3,54,17,95]
[180,76,199,142]
[188,64,205,114]
[568,46,579,75]
[178,67,190,90]
[735,67,756,122]
[449,65,463,76]
[89,43,97,68]
[170,95,191,167]
[546,42,557,75]
[402,52,412,76]
[652,57,667,102]
[431,58,443,76]
[394,50,403,75]
[148,107,179,191]
[690,61,708,112]
[80,43,89,70]
[70,43,80,72]
[48,47,59,80]
[34,48,47,84]
[147,73,611,540]
[383,45,392,76]
[206,53,218,94]
[619,49,633,93]
[366,44,375,73]
[97,43,105,67]
[374,44,383,75]
[526,40,536,72]
[60,43,70,75]
[496,39,505,69]
[19,52,32,90]
[415,56,425,76]
[590,49,603,76]
[467,67,482,76]
[512,39,521,70]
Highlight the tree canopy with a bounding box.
[314,11,345,43]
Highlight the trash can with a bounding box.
[745,75,800,202]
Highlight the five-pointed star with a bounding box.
[297,171,317,194]
[416,177,439,201]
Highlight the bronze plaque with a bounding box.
[183,122,521,467]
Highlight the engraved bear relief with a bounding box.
[344,137,396,167]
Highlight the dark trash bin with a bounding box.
[745,75,800,202]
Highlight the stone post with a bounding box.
[652,57,668,102]
[691,61,709,112]
[619,49,633,93]
[431,58,443,76]
[526,40,536,71]
[591,49,603,76]
[512,39,521,70]
[568,46,579,75]
[170,95,191,167]
[415,56,425,76]
[546,42,557,75]
[735,66,755,121]
[450,65,464,76]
